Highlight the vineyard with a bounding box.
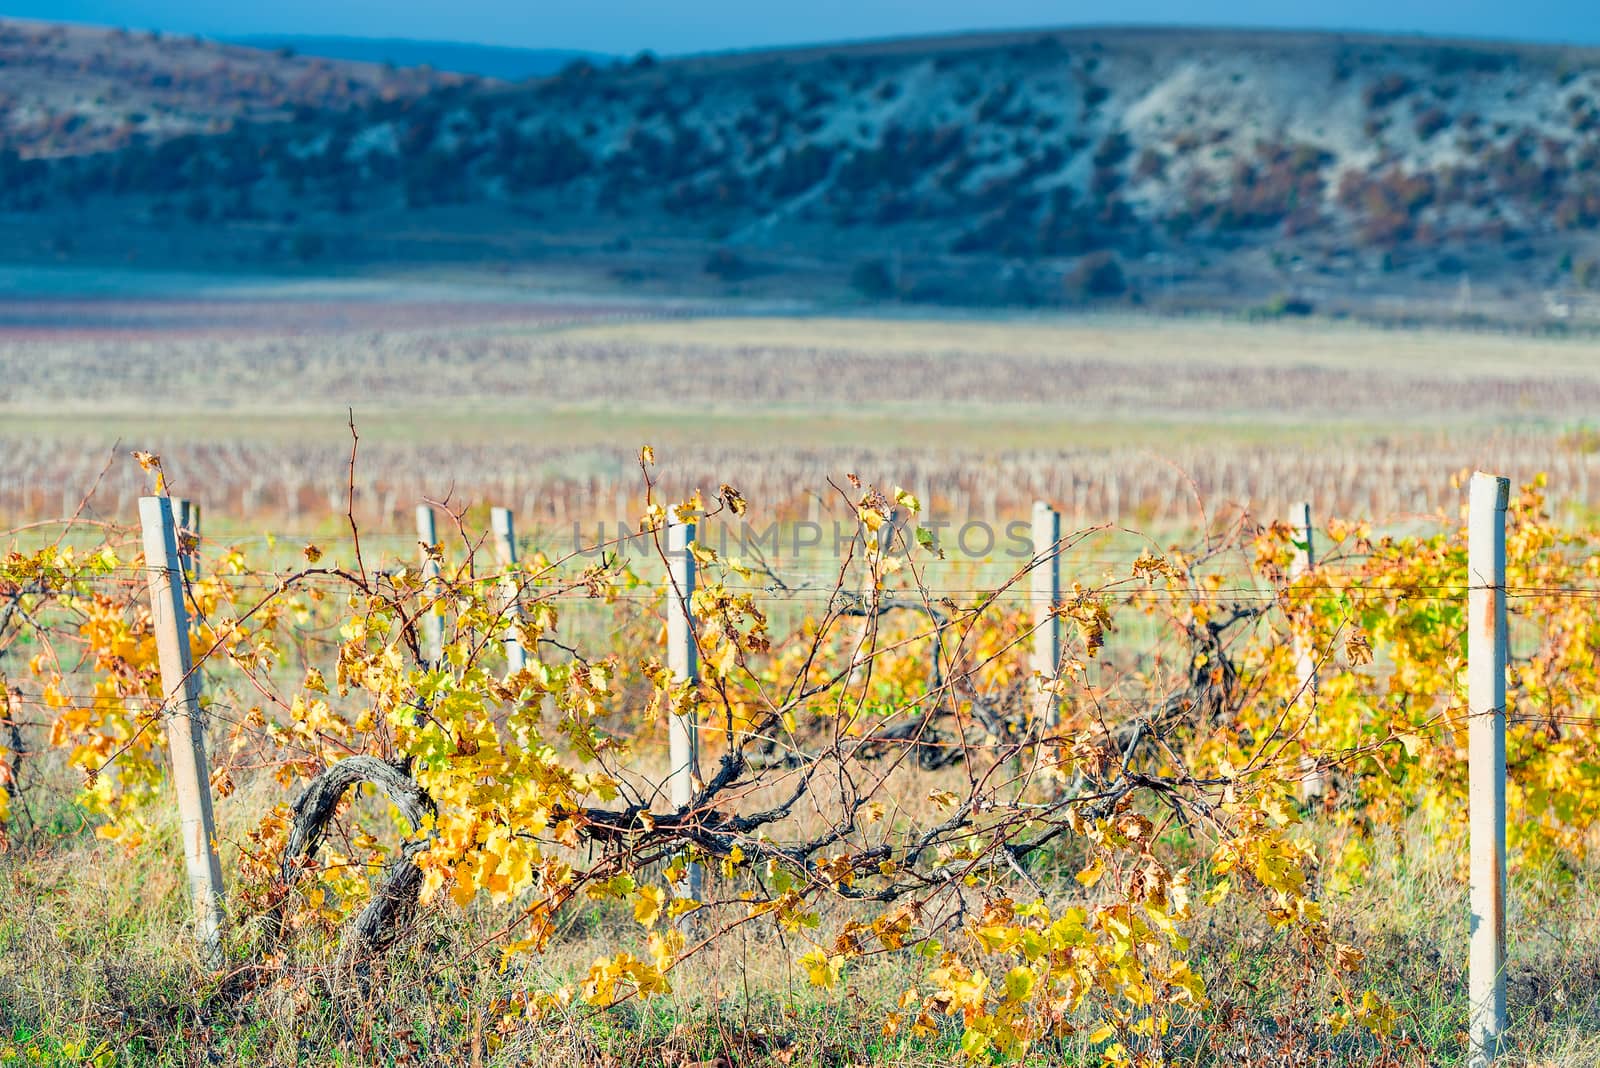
[4,440,1600,1067]
[11,6,1600,1064]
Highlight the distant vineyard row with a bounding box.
[2,431,1594,531]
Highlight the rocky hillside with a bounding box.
[0,18,468,159]
[8,25,1600,316]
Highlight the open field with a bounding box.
[3,291,1600,532]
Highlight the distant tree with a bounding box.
[184,192,211,223]
[1363,74,1415,110]
[850,257,895,299]
[501,127,592,191]
[1065,250,1126,299]
[1133,149,1166,181]
[703,248,751,281]
[760,144,833,199]
[1414,108,1451,142]
[292,231,326,262]
[1253,293,1315,319]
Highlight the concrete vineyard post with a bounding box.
[1030,501,1062,731]
[665,520,704,908]
[1468,472,1509,1068]
[138,496,226,966]
[416,505,444,665]
[490,507,527,674]
[1288,501,1323,799]
[176,497,201,581]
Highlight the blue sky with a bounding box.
[4,1,1595,54]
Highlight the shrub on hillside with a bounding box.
[1364,74,1415,110]
[499,127,593,191]
[184,191,211,222]
[703,248,752,280]
[1133,149,1167,181]
[1064,250,1126,299]
[758,144,835,199]
[1414,107,1452,141]
[1092,132,1132,169]
[1251,292,1316,319]
[291,231,326,261]
[850,257,896,299]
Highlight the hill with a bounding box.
[0,17,469,159]
[7,24,1600,320]
[227,35,613,81]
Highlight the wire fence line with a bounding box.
[0,470,1559,1061]
[14,565,1600,601]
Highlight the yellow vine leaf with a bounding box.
[633,886,666,929]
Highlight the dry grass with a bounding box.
[7,752,1600,1066]
[8,313,1600,420]
[568,316,1600,379]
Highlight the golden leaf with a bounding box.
[633,885,666,929]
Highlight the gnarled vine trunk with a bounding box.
[282,755,436,955]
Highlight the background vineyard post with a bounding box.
[1030,501,1062,732]
[1289,501,1323,800]
[490,506,527,674]
[666,518,704,912]
[415,504,443,666]
[175,498,201,581]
